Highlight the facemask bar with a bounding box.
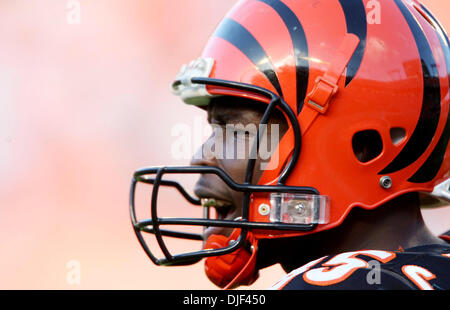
[129,78,319,267]
[130,166,320,265]
[192,77,302,185]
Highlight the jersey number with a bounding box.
[401,265,436,290]
[303,250,396,286]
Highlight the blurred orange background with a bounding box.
[0,0,449,290]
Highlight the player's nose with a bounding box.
[190,142,217,167]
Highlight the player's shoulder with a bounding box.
[269,242,450,290]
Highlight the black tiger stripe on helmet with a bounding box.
[408,4,450,183]
[257,0,309,114]
[338,0,367,87]
[214,18,284,99]
[379,0,441,177]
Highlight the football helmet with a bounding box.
[130,0,450,289]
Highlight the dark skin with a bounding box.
[191,96,446,274]
[191,96,289,241]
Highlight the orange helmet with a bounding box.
[130,0,450,289]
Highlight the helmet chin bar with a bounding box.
[129,78,324,267]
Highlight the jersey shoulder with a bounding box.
[270,244,450,290]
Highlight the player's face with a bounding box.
[191,97,288,242]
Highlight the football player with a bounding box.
[130,0,450,290]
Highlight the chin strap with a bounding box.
[204,229,259,289]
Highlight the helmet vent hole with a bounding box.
[390,127,406,145]
[352,130,383,163]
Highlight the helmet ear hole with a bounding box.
[352,130,383,163]
[390,127,406,145]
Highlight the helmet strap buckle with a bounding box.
[301,33,360,134]
[305,76,339,114]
